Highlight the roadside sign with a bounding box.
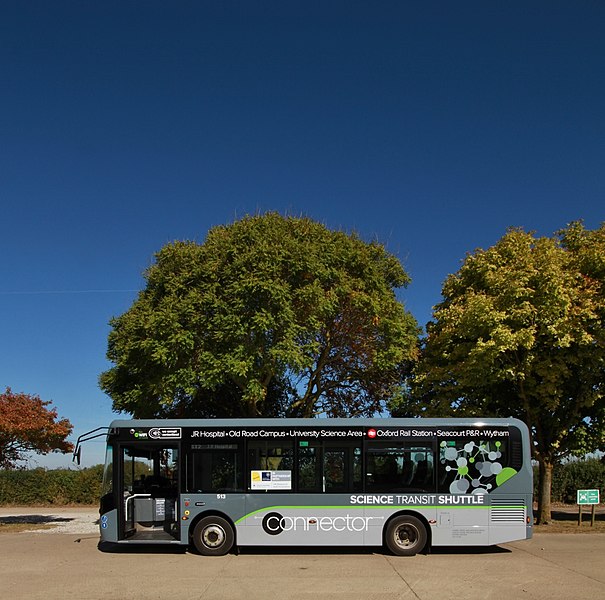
[577,489,600,505]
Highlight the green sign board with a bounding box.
[577,489,600,505]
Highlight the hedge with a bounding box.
[0,465,103,505]
[540,458,605,504]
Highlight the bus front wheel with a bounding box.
[192,516,234,556]
[385,515,427,556]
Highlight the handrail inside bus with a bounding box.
[125,494,152,511]
[72,426,109,465]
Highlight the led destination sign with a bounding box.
[190,429,364,439]
[368,429,510,439]
[119,426,510,443]
[188,427,510,440]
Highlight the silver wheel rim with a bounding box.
[394,523,419,549]
[202,524,226,549]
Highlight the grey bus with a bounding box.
[83,417,533,556]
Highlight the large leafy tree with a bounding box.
[100,213,419,418]
[0,388,73,469]
[398,223,605,524]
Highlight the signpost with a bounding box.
[577,489,600,527]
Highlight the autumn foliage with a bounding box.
[0,388,73,469]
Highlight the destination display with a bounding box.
[186,426,510,440]
[118,424,512,443]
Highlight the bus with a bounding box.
[79,417,533,556]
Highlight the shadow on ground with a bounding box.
[0,515,74,525]
[549,508,603,522]
[98,541,187,555]
[98,542,510,557]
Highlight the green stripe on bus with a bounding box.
[234,504,527,524]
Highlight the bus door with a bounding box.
[323,444,362,493]
[119,443,180,542]
[295,442,363,493]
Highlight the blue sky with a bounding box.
[1,2,603,467]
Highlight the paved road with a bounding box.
[1,508,604,600]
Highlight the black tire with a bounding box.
[385,515,427,556]
[192,516,234,556]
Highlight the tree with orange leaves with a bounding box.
[0,388,73,469]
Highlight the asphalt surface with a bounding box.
[1,507,604,600]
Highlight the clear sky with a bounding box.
[1,1,604,467]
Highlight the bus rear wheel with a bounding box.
[192,516,234,556]
[385,515,427,556]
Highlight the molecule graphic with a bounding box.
[440,440,507,494]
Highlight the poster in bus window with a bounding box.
[251,470,292,490]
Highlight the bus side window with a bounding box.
[248,441,294,471]
[187,444,243,493]
[409,450,434,491]
[247,441,294,492]
[366,445,434,493]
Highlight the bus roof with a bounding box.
[108,416,528,430]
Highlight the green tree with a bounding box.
[100,213,419,419]
[397,223,605,524]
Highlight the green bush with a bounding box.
[534,458,605,503]
[0,465,103,505]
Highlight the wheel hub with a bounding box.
[395,524,418,548]
[202,524,226,548]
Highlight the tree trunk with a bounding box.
[536,458,553,525]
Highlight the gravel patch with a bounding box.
[33,513,99,535]
[0,507,99,535]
